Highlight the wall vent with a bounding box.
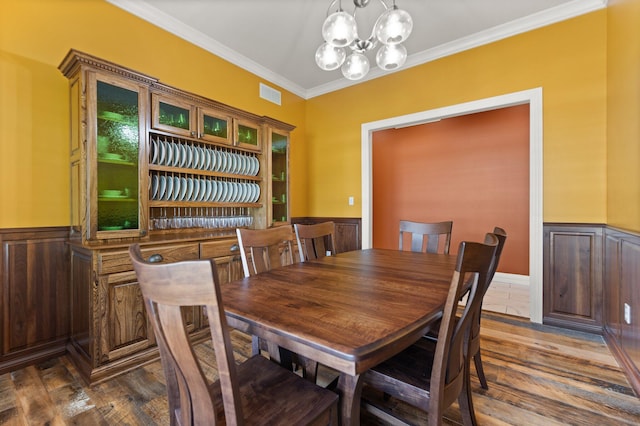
[259,83,281,106]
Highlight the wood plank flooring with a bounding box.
[1,312,638,425]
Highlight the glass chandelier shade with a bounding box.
[315,42,347,70]
[341,52,370,80]
[374,7,413,45]
[375,43,407,70]
[322,11,358,47]
[316,0,413,80]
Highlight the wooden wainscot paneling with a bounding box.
[603,227,640,397]
[543,223,603,334]
[291,217,361,254]
[0,227,70,374]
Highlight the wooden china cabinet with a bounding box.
[59,49,293,384]
[267,122,291,226]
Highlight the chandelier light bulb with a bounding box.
[341,52,370,80]
[374,7,413,45]
[376,43,407,70]
[315,43,347,70]
[322,11,358,47]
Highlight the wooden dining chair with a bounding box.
[399,220,453,254]
[468,226,507,390]
[362,234,498,426]
[129,244,338,426]
[423,227,507,392]
[236,226,296,277]
[236,226,298,368]
[294,221,338,261]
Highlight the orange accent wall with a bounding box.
[372,105,529,275]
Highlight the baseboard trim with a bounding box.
[493,272,529,286]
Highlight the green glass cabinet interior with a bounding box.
[90,72,147,239]
[271,130,289,224]
[199,106,232,144]
[151,93,195,138]
[151,93,232,145]
[235,118,262,151]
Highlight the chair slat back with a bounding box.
[129,244,242,425]
[236,226,295,277]
[294,221,337,261]
[399,220,453,254]
[430,234,498,416]
[488,226,507,283]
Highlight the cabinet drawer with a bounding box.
[98,243,200,275]
[200,238,240,259]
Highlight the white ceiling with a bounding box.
[107,0,606,99]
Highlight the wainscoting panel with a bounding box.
[600,226,640,397]
[543,224,603,334]
[0,227,70,374]
[291,217,361,254]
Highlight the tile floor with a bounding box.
[482,279,530,318]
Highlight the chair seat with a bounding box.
[365,338,438,409]
[211,355,338,425]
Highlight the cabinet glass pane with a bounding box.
[158,101,190,130]
[238,124,258,146]
[202,114,228,138]
[96,81,139,231]
[272,132,288,223]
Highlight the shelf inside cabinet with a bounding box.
[98,158,137,167]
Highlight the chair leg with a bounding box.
[297,355,319,383]
[278,347,295,371]
[474,350,488,390]
[459,360,478,426]
[251,335,260,356]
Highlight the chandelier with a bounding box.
[315,0,413,81]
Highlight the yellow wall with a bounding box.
[305,11,608,222]
[607,0,640,231]
[0,0,306,227]
[0,1,621,229]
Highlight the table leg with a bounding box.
[336,373,363,426]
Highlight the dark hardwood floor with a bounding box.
[1,312,638,425]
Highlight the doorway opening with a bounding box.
[360,88,543,323]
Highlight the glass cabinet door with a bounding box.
[235,118,262,151]
[198,107,232,144]
[271,130,289,224]
[93,74,147,238]
[151,93,195,138]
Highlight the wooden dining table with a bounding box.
[220,248,457,425]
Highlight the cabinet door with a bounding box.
[234,118,262,151]
[98,271,152,364]
[97,271,199,364]
[270,129,289,225]
[214,255,244,284]
[89,72,148,240]
[198,107,233,145]
[151,93,197,138]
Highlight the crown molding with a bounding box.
[107,0,607,100]
[105,0,308,99]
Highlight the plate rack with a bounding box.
[148,131,263,232]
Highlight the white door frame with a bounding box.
[360,88,544,323]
